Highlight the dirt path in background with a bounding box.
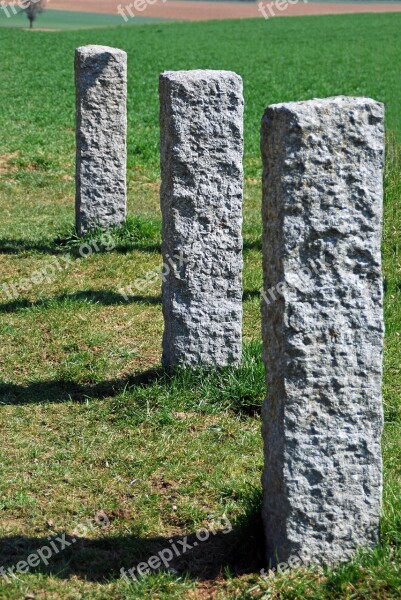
[46,0,401,21]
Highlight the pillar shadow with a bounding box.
[243,240,262,252]
[0,238,161,256]
[0,238,65,255]
[0,490,264,583]
[0,290,161,313]
[111,242,161,254]
[243,290,261,301]
[0,368,163,405]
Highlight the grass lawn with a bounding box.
[0,13,400,599]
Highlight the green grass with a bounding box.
[1,14,401,186]
[0,9,170,30]
[0,13,400,599]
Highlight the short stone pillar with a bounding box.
[261,97,385,566]
[159,70,244,368]
[75,45,127,236]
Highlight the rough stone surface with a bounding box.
[159,70,244,368]
[261,96,385,566]
[75,45,127,235]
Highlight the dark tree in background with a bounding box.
[22,0,45,29]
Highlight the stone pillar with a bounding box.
[75,45,127,236]
[261,97,385,566]
[159,70,244,368]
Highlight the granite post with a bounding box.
[75,45,127,235]
[261,96,385,566]
[159,70,244,368]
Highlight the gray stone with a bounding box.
[75,45,127,235]
[159,70,244,368]
[261,96,385,566]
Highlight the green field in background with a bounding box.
[0,8,170,30]
[1,14,401,177]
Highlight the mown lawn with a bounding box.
[0,14,400,599]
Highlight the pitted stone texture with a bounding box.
[75,45,127,235]
[261,97,384,566]
[160,70,244,368]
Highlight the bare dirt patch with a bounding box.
[0,152,18,175]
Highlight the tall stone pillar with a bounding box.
[261,96,385,566]
[75,45,127,235]
[159,70,244,368]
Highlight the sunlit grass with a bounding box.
[0,13,400,599]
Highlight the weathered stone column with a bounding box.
[261,97,385,566]
[75,45,127,235]
[159,70,244,368]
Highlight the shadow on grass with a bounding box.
[0,238,65,255]
[243,290,261,301]
[0,368,163,404]
[0,343,265,411]
[54,217,161,256]
[0,238,161,256]
[243,240,262,252]
[0,489,264,583]
[0,290,161,313]
[0,216,162,256]
[67,290,161,305]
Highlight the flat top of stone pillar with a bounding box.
[266,95,383,114]
[160,69,242,84]
[75,45,127,59]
